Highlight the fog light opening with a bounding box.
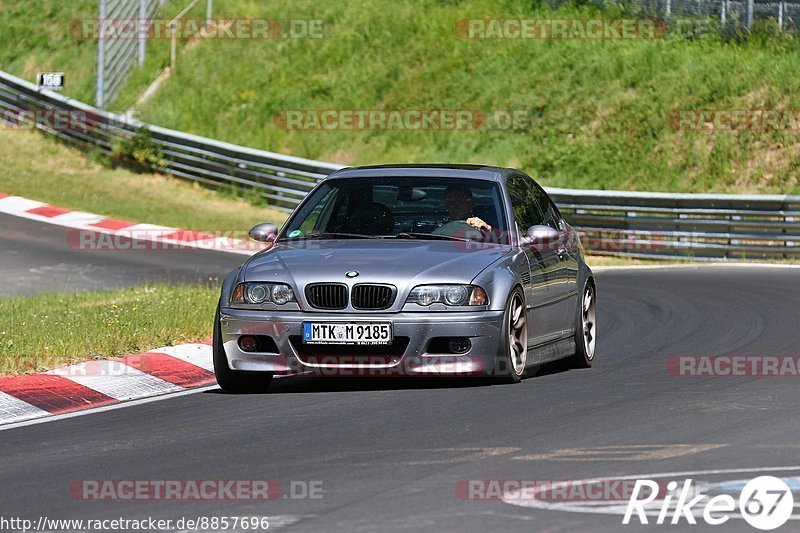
[448,337,471,354]
[238,335,259,352]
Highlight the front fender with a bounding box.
[470,250,528,311]
[219,267,243,308]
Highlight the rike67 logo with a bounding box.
[501,471,799,530]
[624,476,794,530]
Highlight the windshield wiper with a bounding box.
[389,232,470,242]
[303,231,378,240]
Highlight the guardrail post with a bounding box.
[784,202,792,259]
[170,22,177,71]
[721,0,726,24]
[138,0,147,66]
[746,0,754,30]
[96,0,107,108]
[207,0,213,23]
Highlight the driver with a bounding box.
[432,185,492,236]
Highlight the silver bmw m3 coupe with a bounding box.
[214,164,596,392]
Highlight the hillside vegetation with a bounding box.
[132,0,800,194]
[3,0,800,193]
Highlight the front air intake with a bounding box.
[351,284,396,310]
[305,283,349,310]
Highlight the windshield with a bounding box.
[281,177,509,244]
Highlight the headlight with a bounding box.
[247,284,269,303]
[271,284,294,305]
[231,283,295,305]
[407,285,488,306]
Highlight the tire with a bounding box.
[494,287,528,383]
[213,304,273,393]
[569,278,596,368]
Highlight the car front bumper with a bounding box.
[219,308,505,377]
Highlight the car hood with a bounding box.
[242,239,509,288]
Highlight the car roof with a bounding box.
[325,164,520,182]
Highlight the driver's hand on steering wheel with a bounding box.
[466,217,492,232]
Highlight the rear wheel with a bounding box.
[213,304,273,393]
[569,279,596,368]
[495,288,528,383]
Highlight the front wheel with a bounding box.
[569,279,596,368]
[213,304,273,393]
[494,287,528,383]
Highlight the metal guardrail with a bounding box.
[548,188,800,260]
[0,70,339,211]
[1,70,798,260]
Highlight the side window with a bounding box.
[530,182,561,230]
[545,199,562,230]
[506,177,545,230]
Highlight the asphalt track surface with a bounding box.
[2,214,800,532]
[0,213,243,295]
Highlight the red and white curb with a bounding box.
[0,193,263,256]
[0,193,266,427]
[0,341,215,426]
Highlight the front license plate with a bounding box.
[302,322,393,345]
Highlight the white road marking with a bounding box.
[56,360,182,401]
[0,195,255,255]
[310,447,520,466]
[121,223,178,239]
[0,384,219,432]
[592,262,800,271]
[512,444,726,462]
[0,196,45,213]
[152,344,214,371]
[501,465,800,519]
[0,391,50,424]
[46,210,106,227]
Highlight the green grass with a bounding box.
[124,0,800,194]
[584,255,688,267]
[0,129,289,230]
[0,284,219,375]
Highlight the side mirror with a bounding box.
[524,225,559,246]
[248,223,278,243]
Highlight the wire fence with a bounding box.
[578,0,800,30]
[96,0,165,107]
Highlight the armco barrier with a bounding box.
[1,70,798,260]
